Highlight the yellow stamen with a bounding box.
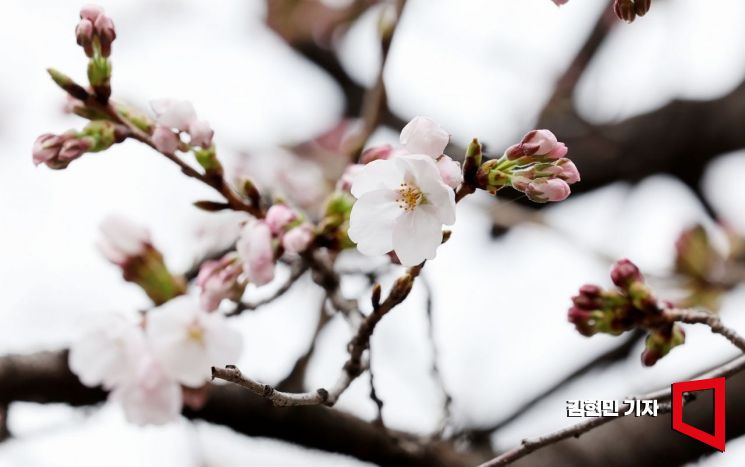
[397,183,423,212]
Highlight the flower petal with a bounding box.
[348,189,401,256]
[392,207,443,266]
[350,159,404,198]
[400,155,456,225]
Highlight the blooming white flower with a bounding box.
[399,116,449,158]
[236,220,276,286]
[110,355,182,426]
[68,313,146,389]
[146,296,243,387]
[348,155,456,266]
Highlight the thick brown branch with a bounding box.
[0,350,472,467]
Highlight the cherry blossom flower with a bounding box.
[151,99,197,131]
[196,254,245,311]
[237,220,276,286]
[348,155,456,266]
[110,355,182,426]
[399,116,449,158]
[265,204,297,235]
[152,126,179,154]
[282,223,314,254]
[146,295,243,387]
[68,313,146,389]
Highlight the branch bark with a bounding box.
[0,350,475,467]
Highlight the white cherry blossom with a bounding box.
[146,295,243,387]
[399,116,449,158]
[68,313,147,389]
[348,154,456,266]
[110,355,182,426]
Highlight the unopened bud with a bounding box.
[614,0,636,22]
[610,258,643,288]
[634,0,651,17]
[463,138,482,185]
[47,68,89,101]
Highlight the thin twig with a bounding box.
[276,300,334,392]
[421,272,453,437]
[455,330,644,439]
[479,311,745,466]
[666,308,745,353]
[368,350,386,428]
[226,262,309,317]
[213,263,423,407]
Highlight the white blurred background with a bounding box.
[1,0,745,465]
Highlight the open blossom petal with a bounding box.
[146,296,243,387]
[237,221,275,286]
[399,155,456,225]
[350,158,405,198]
[349,154,456,266]
[150,99,197,131]
[69,313,147,389]
[392,207,443,266]
[348,190,400,255]
[111,355,182,426]
[400,116,449,158]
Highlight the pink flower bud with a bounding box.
[196,254,244,311]
[521,129,558,155]
[59,137,92,161]
[525,178,571,203]
[80,4,104,21]
[75,18,94,53]
[400,116,450,158]
[152,126,180,154]
[150,99,197,132]
[610,258,643,288]
[436,155,463,189]
[188,120,214,148]
[359,144,395,164]
[265,204,297,235]
[282,223,314,255]
[546,142,568,160]
[505,142,540,160]
[93,14,116,57]
[556,158,580,184]
[32,133,65,165]
[337,164,364,192]
[237,221,275,286]
[552,0,569,5]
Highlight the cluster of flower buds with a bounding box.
[569,259,685,366]
[195,205,313,309]
[476,129,579,203]
[150,99,217,170]
[69,295,242,425]
[98,216,186,305]
[76,5,116,57]
[75,5,116,100]
[674,224,744,311]
[32,121,124,170]
[613,0,651,22]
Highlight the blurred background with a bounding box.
[1,0,745,465]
